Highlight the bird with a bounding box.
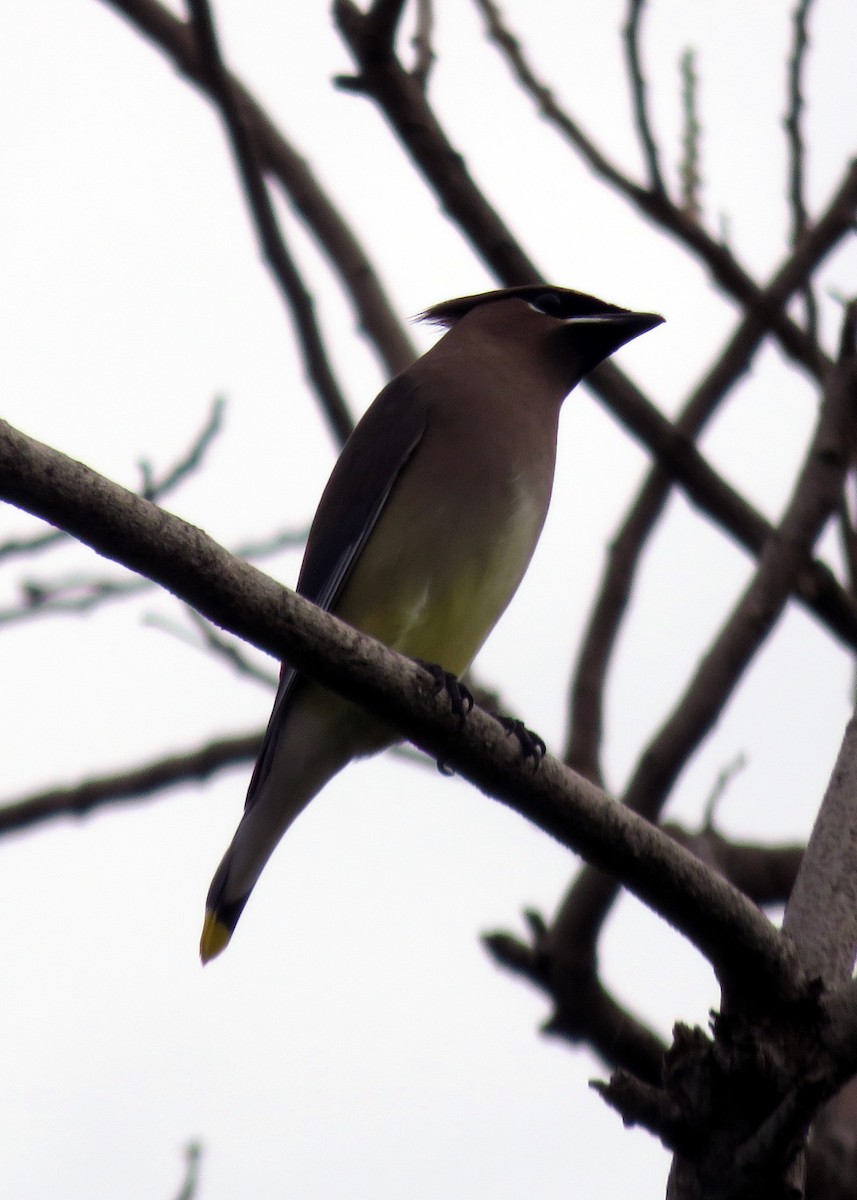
[200,284,663,961]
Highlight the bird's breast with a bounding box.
[336,455,551,677]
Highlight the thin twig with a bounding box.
[702,752,747,827]
[140,394,226,498]
[144,607,279,687]
[0,732,262,836]
[0,526,65,563]
[185,0,353,444]
[623,0,668,195]
[473,0,841,382]
[173,1142,203,1200]
[0,396,225,564]
[678,49,702,222]
[785,0,820,350]
[103,0,416,381]
[786,0,814,243]
[335,0,540,284]
[0,574,150,626]
[0,526,307,629]
[566,158,857,784]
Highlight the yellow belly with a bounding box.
[335,483,545,676]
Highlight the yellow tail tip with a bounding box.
[200,910,232,964]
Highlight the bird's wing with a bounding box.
[244,375,427,809]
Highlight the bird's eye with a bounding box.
[528,291,563,316]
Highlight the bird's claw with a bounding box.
[496,715,546,769]
[415,659,474,777]
[416,660,474,727]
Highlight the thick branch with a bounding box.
[784,713,857,987]
[556,333,857,978]
[0,417,800,1001]
[663,824,803,908]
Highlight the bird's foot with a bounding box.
[415,659,474,776]
[494,715,546,770]
[416,660,474,727]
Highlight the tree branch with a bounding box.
[567,157,857,783]
[785,0,820,353]
[483,916,667,1081]
[186,0,353,443]
[0,525,307,628]
[100,0,416,382]
[473,0,848,382]
[0,732,261,836]
[0,394,225,564]
[555,313,857,982]
[0,416,800,1002]
[623,0,667,195]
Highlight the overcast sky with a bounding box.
[1,2,856,1197]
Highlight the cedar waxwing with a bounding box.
[200,285,663,961]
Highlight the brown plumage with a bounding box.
[200,285,663,961]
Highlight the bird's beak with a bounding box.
[561,311,665,336]
[557,310,664,373]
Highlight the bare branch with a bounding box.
[101,0,416,379]
[663,824,803,909]
[0,415,801,1000]
[623,0,668,195]
[567,158,857,784]
[0,572,149,627]
[472,0,643,197]
[785,0,815,243]
[335,0,541,285]
[701,752,747,826]
[0,525,307,629]
[583,353,857,654]
[678,49,702,223]
[172,1142,203,1200]
[185,0,353,444]
[483,918,667,1081]
[144,607,279,687]
[785,0,821,351]
[139,394,226,498]
[0,526,65,564]
[784,712,857,988]
[0,732,261,836]
[362,0,409,50]
[592,1070,689,1149]
[558,316,857,977]
[784,304,857,988]
[411,0,435,89]
[474,0,848,381]
[0,395,225,564]
[0,701,497,840]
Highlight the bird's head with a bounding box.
[419,284,664,386]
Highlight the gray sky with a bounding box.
[1,2,855,1196]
